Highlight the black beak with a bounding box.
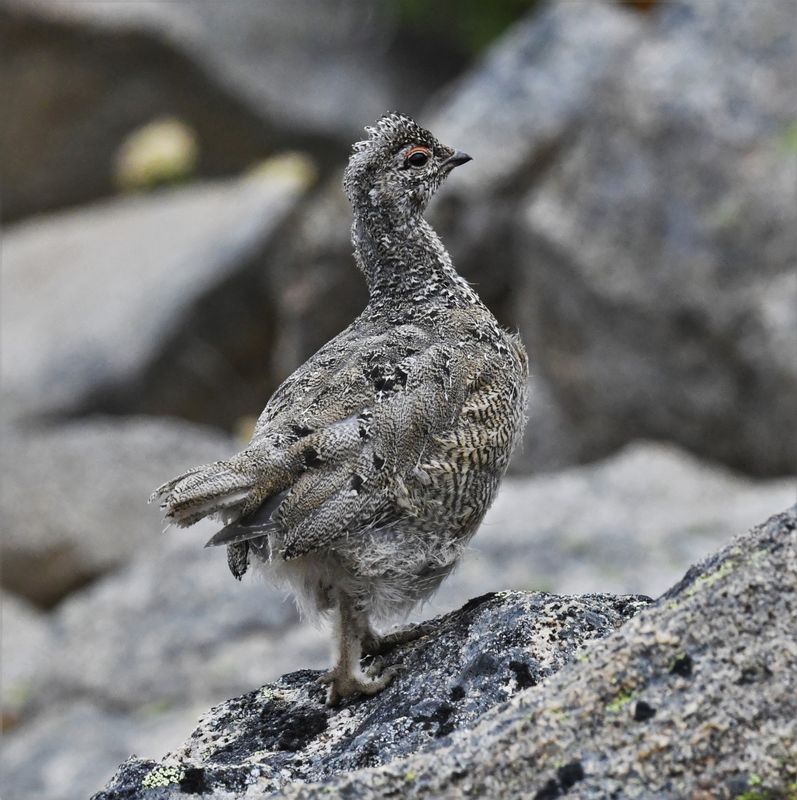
[442,150,472,169]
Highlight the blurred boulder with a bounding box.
[261,175,367,385]
[19,523,326,721]
[1,166,310,429]
[1,417,233,607]
[1,700,204,800]
[428,0,643,333]
[441,441,797,607]
[0,0,459,220]
[1,592,55,728]
[427,0,797,476]
[519,0,797,476]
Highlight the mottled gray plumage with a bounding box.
[152,113,528,703]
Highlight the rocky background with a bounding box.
[1,1,795,798]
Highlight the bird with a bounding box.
[151,113,528,705]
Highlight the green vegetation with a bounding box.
[141,765,183,789]
[606,692,634,713]
[395,0,537,53]
[114,117,198,192]
[782,122,797,153]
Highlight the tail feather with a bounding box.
[150,461,256,528]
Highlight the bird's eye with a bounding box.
[405,147,430,168]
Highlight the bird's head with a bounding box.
[343,113,471,222]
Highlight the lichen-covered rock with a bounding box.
[284,506,797,799]
[6,440,790,800]
[95,505,797,799]
[93,591,650,799]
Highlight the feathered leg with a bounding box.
[317,593,401,705]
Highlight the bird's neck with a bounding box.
[351,208,478,308]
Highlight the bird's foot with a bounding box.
[317,663,403,706]
[362,621,433,656]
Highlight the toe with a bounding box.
[316,669,335,686]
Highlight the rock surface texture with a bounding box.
[94,591,651,798]
[517,0,797,476]
[96,506,797,799]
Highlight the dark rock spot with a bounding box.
[211,701,327,764]
[373,453,385,470]
[450,685,465,702]
[633,701,656,722]
[179,767,207,794]
[508,660,537,689]
[557,760,585,790]
[265,704,328,752]
[460,592,497,615]
[352,741,380,769]
[414,701,456,738]
[533,778,561,800]
[670,653,693,677]
[431,703,456,738]
[460,651,500,681]
[736,664,773,685]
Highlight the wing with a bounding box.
[206,336,474,560]
[277,342,472,559]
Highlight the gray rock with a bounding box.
[0,592,55,726]
[519,0,797,476]
[430,1,642,197]
[427,0,643,338]
[260,175,367,387]
[436,441,797,607]
[95,505,797,799]
[1,417,233,606]
[9,439,791,800]
[0,700,204,800]
[0,0,271,221]
[46,0,439,143]
[21,526,327,719]
[1,168,310,427]
[93,590,650,799]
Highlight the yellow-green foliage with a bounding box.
[141,765,183,789]
[114,117,199,191]
[606,692,634,714]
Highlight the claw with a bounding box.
[320,663,402,706]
